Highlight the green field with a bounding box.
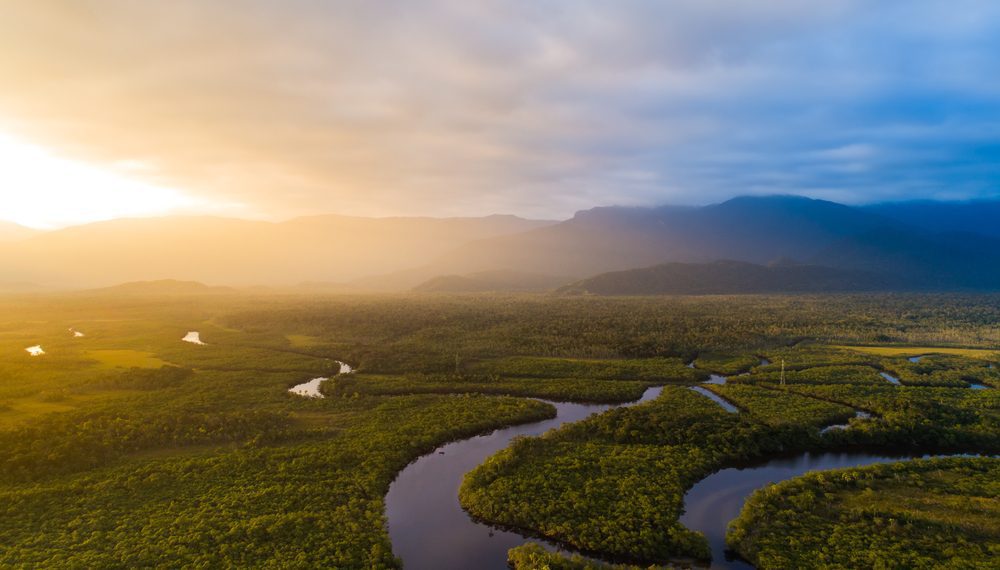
[831,344,1000,360]
[86,349,171,369]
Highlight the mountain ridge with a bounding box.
[2,196,1000,291]
[559,260,893,295]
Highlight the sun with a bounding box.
[0,132,201,229]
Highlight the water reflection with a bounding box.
[181,331,205,345]
[288,361,353,398]
[879,372,900,385]
[689,386,739,413]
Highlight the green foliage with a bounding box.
[90,365,195,390]
[508,543,675,569]
[728,457,1000,569]
[706,384,856,428]
[470,356,702,382]
[737,364,887,385]
[0,406,294,482]
[333,373,653,403]
[887,354,999,388]
[781,384,1000,450]
[0,394,552,568]
[691,352,763,375]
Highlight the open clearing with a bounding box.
[830,344,999,360]
[86,349,170,368]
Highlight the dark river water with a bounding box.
[385,386,664,570]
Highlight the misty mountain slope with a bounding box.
[412,270,574,293]
[0,214,553,288]
[559,260,891,295]
[813,229,1000,289]
[420,196,896,278]
[4,195,1000,291]
[863,200,1000,239]
[84,279,237,296]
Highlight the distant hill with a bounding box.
[0,214,553,289]
[812,229,1000,290]
[86,279,236,296]
[411,196,1000,291]
[413,270,573,293]
[0,221,41,242]
[559,260,891,295]
[4,196,1000,292]
[420,196,893,278]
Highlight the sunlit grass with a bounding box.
[830,344,999,361]
[86,349,170,369]
[286,334,323,348]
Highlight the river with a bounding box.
[385,386,663,570]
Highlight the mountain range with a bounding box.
[2,196,999,293]
[558,260,893,296]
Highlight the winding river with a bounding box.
[386,386,664,570]
[382,366,985,569]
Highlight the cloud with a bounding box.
[1,0,999,223]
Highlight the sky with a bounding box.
[1,0,999,228]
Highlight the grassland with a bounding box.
[831,344,1000,360]
[86,349,170,368]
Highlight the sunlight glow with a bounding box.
[0,133,201,229]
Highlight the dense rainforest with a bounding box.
[0,291,996,568]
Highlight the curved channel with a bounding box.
[679,451,967,569]
[385,386,664,570]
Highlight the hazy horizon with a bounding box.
[6,193,1000,232]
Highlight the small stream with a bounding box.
[288,361,354,398]
[690,386,739,413]
[879,371,901,385]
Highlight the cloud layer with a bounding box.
[1,0,999,221]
